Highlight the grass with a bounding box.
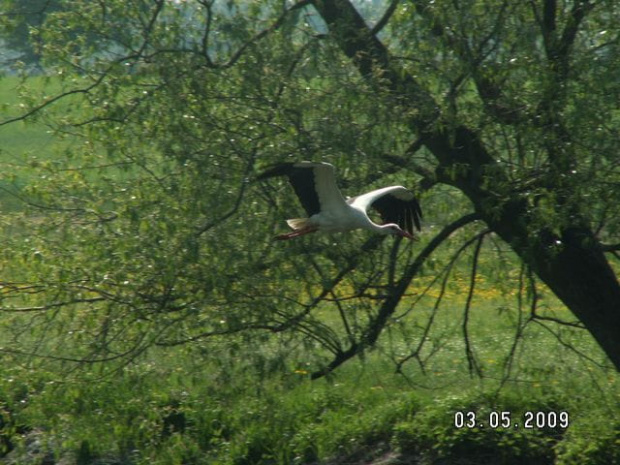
[1,291,618,465]
[0,76,63,153]
[0,76,65,211]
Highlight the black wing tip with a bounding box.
[412,204,422,233]
[412,198,423,228]
[373,192,423,234]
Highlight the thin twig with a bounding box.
[463,231,489,377]
[371,0,400,35]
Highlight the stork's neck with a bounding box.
[371,222,397,235]
[350,208,397,235]
[370,222,413,240]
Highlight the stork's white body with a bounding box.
[257,162,422,240]
[290,205,369,233]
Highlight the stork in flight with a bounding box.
[257,161,422,241]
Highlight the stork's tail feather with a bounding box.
[276,219,318,240]
[286,218,310,230]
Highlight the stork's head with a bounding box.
[384,224,416,240]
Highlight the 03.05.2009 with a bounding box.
[454,410,569,429]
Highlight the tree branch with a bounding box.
[203,0,313,69]
[462,231,489,377]
[371,0,399,35]
[312,0,438,123]
[0,73,107,127]
[537,0,594,78]
[395,222,487,373]
[412,0,528,125]
[601,242,620,252]
[311,212,481,379]
[0,297,106,313]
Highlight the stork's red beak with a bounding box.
[401,231,417,241]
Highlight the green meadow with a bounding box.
[1,76,619,465]
[1,76,64,211]
[1,76,60,154]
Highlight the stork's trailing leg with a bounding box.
[274,218,317,240]
[274,225,318,240]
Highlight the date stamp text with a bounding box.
[454,410,569,429]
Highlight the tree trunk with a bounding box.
[312,0,620,371]
[427,129,620,370]
[525,227,620,369]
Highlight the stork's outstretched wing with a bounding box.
[349,186,422,235]
[257,162,347,216]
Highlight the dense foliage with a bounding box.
[1,0,619,382]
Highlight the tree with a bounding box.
[1,0,619,378]
[310,0,620,370]
[0,0,62,68]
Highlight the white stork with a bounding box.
[257,161,422,241]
